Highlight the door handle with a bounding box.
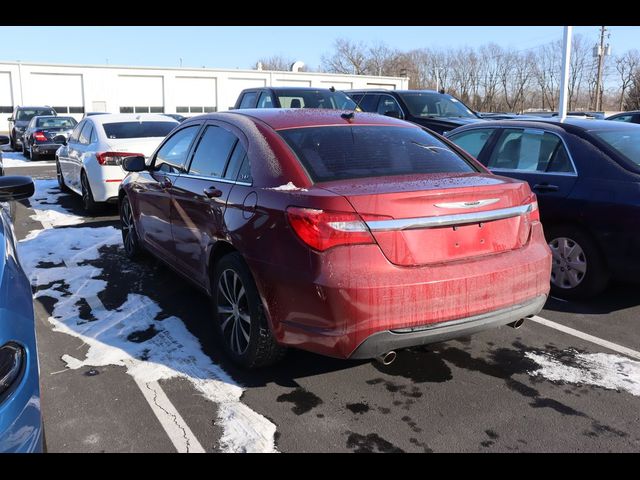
[533,183,559,192]
[204,186,223,198]
[159,178,173,189]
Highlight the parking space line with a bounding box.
[133,377,206,453]
[530,315,640,361]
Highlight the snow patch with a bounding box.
[527,350,640,397]
[17,183,278,453]
[27,180,84,231]
[268,182,307,191]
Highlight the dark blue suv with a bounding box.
[447,118,640,299]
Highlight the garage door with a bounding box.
[117,75,164,114]
[0,72,13,133]
[174,77,217,115]
[28,73,84,118]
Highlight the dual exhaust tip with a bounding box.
[374,318,526,366]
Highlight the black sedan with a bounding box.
[21,116,77,161]
[446,118,640,299]
[606,110,640,124]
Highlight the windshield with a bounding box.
[102,121,177,139]
[398,92,476,119]
[592,129,640,168]
[16,108,56,121]
[35,117,77,128]
[274,90,357,110]
[278,125,476,182]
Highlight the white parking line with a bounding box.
[530,315,640,361]
[133,378,206,453]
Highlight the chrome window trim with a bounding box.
[490,167,577,178]
[366,204,534,232]
[179,172,252,187]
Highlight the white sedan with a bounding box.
[55,114,179,212]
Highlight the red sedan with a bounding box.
[119,109,551,368]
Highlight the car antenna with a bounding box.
[341,90,367,121]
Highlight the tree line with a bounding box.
[255,35,640,113]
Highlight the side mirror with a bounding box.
[384,110,402,119]
[7,117,13,122]
[0,135,9,146]
[122,155,147,172]
[0,176,35,202]
[52,134,67,145]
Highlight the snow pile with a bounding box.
[18,180,278,453]
[526,350,640,397]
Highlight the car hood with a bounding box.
[105,137,167,158]
[14,120,30,129]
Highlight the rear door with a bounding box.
[136,124,202,260]
[170,122,244,285]
[483,127,577,220]
[62,120,85,191]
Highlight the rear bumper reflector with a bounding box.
[365,204,534,232]
[105,179,123,183]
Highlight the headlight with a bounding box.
[0,342,25,399]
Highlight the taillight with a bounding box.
[96,152,144,166]
[33,131,48,142]
[286,207,375,251]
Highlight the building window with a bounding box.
[150,106,164,113]
[69,106,85,114]
[135,106,150,113]
[120,106,134,113]
[53,106,69,114]
[175,106,216,114]
[204,106,217,113]
[0,106,12,113]
[176,106,189,113]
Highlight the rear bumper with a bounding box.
[250,222,551,359]
[32,143,63,155]
[350,294,546,359]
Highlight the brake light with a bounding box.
[33,131,48,142]
[286,207,375,251]
[96,152,144,166]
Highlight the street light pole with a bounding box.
[594,26,608,112]
[558,26,573,121]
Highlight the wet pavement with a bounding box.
[4,146,640,452]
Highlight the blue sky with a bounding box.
[0,26,637,70]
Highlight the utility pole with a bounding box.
[594,26,610,112]
[558,26,573,121]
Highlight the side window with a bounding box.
[154,125,200,173]
[188,126,238,178]
[224,142,247,180]
[376,95,403,118]
[488,129,573,173]
[449,129,495,159]
[351,94,379,112]
[236,154,252,184]
[238,92,257,109]
[79,122,93,145]
[69,121,84,143]
[256,92,274,108]
[610,114,633,123]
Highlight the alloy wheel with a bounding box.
[81,174,90,209]
[549,236,587,289]
[217,269,251,355]
[121,199,136,255]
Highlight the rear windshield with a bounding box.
[592,129,640,168]
[278,125,477,182]
[102,121,177,139]
[36,117,77,128]
[16,109,56,121]
[398,92,476,119]
[274,90,357,110]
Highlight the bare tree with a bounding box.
[615,50,640,110]
[254,55,296,71]
[320,38,368,75]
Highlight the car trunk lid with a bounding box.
[319,172,536,266]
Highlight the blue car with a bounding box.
[446,118,640,300]
[0,170,41,453]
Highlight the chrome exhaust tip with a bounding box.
[509,318,525,329]
[377,351,397,366]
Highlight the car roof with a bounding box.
[188,108,415,130]
[345,89,441,94]
[17,106,55,110]
[86,113,179,125]
[452,117,640,134]
[247,86,341,92]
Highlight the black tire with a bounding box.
[80,171,100,214]
[10,134,17,151]
[212,252,286,368]
[546,225,609,300]
[22,142,30,159]
[56,159,71,193]
[30,145,39,161]
[120,195,144,259]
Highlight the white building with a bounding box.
[0,61,409,132]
